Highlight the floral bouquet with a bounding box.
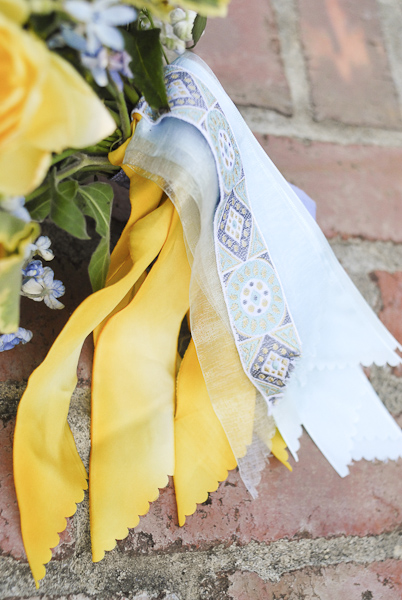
[4,0,402,589]
[0,0,223,348]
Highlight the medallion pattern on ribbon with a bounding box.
[135,66,301,405]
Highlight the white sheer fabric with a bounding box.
[123,51,402,486]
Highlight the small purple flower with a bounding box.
[22,260,44,278]
[108,50,133,91]
[0,328,33,352]
[21,267,65,310]
[81,48,133,90]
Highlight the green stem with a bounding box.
[56,154,117,182]
[108,83,131,141]
[51,148,77,166]
[107,106,121,127]
[26,155,118,202]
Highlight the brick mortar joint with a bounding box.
[239,105,402,147]
[1,531,402,594]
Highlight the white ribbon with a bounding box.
[127,51,402,481]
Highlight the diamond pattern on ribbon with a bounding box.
[135,66,302,406]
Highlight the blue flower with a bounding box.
[80,46,109,87]
[0,328,33,352]
[22,260,44,278]
[21,267,65,310]
[0,196,30,222]
[27,236,54,262]
[64,0,137,54]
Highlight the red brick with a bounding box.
[375,271,402,346]
[298,0,401,128]
[0,419,74,560]
[195,0,292,114]
[122,434,402,552]
[228,560,402,599]
[257,135,402,242]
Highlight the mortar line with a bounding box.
[376,0,402,119]
[238,105,402,147]
[270,0,312,119]
[1,531,402,597]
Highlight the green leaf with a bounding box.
[123,28,169,110]
[88,237,111,293]
[27,191,51,222]
[76,182,114,291]
[76,182,113,238]
[50,179,89,240]
[191,15,207,47]
[0,214,39,333]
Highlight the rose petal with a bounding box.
[25,51,116,151]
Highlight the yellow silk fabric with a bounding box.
[270,430,292,471]
[174,338,237,526]
[90,205,191,561]
[13,133,171,585]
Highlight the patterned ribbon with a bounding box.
[136,66,302,406]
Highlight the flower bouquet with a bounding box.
[2,0,402,589]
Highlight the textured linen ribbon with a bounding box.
[135,66,302,408]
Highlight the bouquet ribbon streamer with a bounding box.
[13,53,402,586]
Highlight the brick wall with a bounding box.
[2,0,402,598]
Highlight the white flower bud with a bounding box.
[173,20,193,42]
[170,8,186,24]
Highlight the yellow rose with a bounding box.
[0,0,29,23]
[127,0,230,19]
[177,0,230,17]
[0,13,116,197]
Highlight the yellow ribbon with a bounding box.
[90,204,191,561]
[174,338,237,526]
[13,134,170,585]
[14,129,292,586]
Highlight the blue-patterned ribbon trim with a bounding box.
[135,66,301,405]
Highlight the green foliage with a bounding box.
[124,28,169,110]
[27,175,114,292]
[26,189,51,222]
[76,182,114,291]
[191,15,207,47]
[50,178,90,240]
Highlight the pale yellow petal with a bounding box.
[0,139,50,196]
[26,53,116,152]
[0,0,29,23]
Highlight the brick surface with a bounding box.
[0,419,74,560]
[228,560,402,599]
[196,0,292,114]
[257,135,402,242]
[120,434,402,553]
[298,0,401,128]
[375,271,402,345]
